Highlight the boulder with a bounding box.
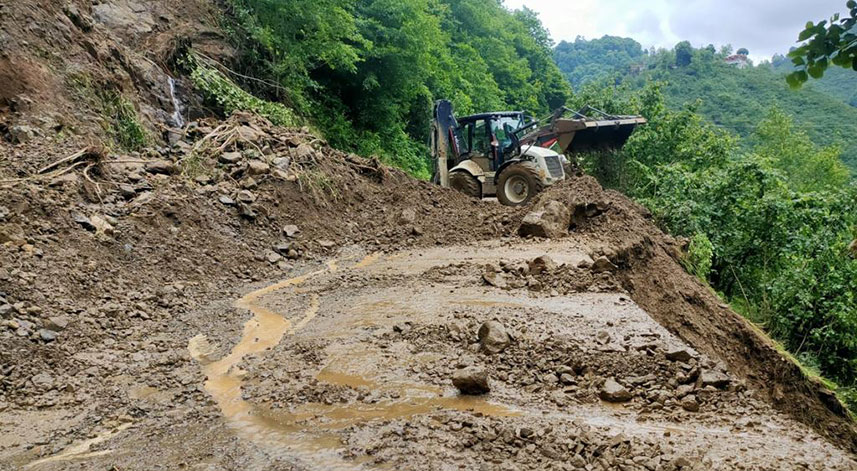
[599,378,632,402]
[518,201,570,239]
[477,320,510,354]
[698,369,731,389]
[591,256,617,273]
[665,347,694,363]
[452,366,490,395]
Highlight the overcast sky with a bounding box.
[503,0,848,61]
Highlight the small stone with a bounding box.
[266,252,283,264]
[600,378,632,402]
[38,328,58,342]
[528,255,557,275]
[9,125,36,144]
[482,271,507,289]
[144,160,178,175]
[71,212,95,231]
[273,241,291,255]
[680,395,700,412]
[272,156,290,169]
[44,316,69,331]
[218,195,235,206]
[248,160,270,175]
[478,320,510,354]
[559,373,576,385]
[595,330,611,345]
[318,240,336,249]
[675,384,694,399]
[236,190,256,203]
[399,208,417,224]
[452,366,490,395]
[118,183,137,199]
[89,214,114,237]
[293,143,315,160]
[219,152,242,164]
[283,225,300,237]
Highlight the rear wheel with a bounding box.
[449,171,481,198]
[497,162,544,206]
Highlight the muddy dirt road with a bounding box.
[7,238,854,470]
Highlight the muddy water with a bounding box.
[189,254,515,469]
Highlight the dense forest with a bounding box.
[203,0,857,410]
[553,36,857,170]
[218,0,569,178]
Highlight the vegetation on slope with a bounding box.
[571,82,857,408]
[216,0,570,179]
[553,37,857,171]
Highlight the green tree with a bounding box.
[675,41,693,67]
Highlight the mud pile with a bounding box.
[0,109,520,415]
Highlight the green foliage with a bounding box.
[223,0,570,179]
[189,62,299,127]
[553,36,644,87]
[684,233,714,280]
[553,37,857,171]
[787,2,857,87]
[580,82,857,403]
[100,91,147,151]
[674,41,693,67]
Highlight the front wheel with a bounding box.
[449,171,481,198]
[496,162,544,206]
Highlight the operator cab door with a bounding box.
[462,119,493,172]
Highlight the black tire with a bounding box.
[496,161,544,206]
[449,171,481,198]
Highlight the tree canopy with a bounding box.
[225,0,571,178]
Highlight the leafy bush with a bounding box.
[189,63,298,127]
[100,91,147,151]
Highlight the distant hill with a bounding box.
[554,37,857,170]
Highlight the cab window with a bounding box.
[463,119,489,156]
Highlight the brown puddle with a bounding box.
[188,253,519,469]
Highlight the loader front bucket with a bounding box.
[554,116,647,155]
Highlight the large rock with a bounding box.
[518,201,570,239]
[698,369,731,389]
[599,377,632,402]
[452,366,490,395]
[665,347,694,363]
[477,320,510,354]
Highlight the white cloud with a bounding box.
[503,0,848,60]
